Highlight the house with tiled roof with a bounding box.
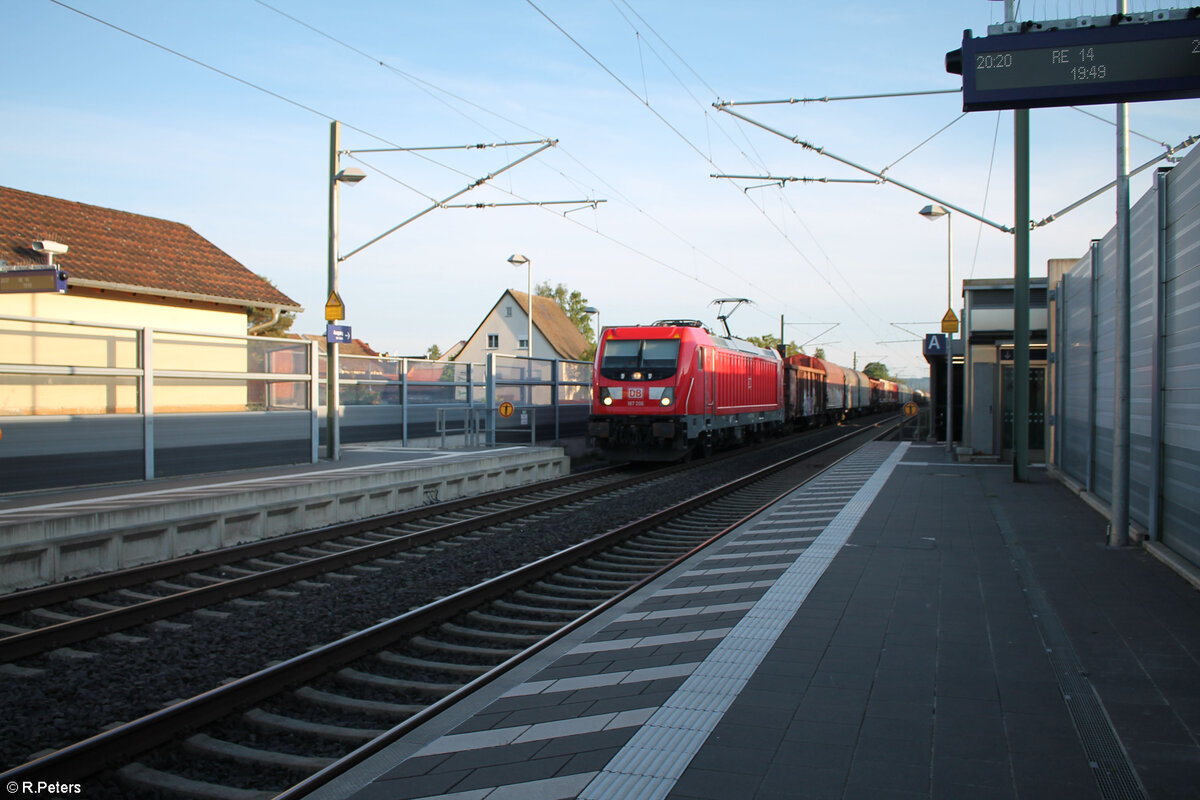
[454,290,590,365]
[0,185,301,333]
[1,185,304,422]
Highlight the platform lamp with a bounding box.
[583,306,600,352]
[327,119,367,461]
[507,254,532,358]
[919,203,953,455]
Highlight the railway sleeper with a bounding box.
[589,552,664,568]
[212,566,259,578]
[184,732,336,772]
[151,579,201,592]
[184,572,229,586]
[409,634,520,659]
[529,580,618,599]
[439,622,545,645]
[610,542,684,557]
[512,589,600,607]
[243,559,289,571]
[294,686,422,717]
[470,606,573,627]
[243,707,386,744]
[580,563,657,581]
[27,608,79,624]
[376,650,491,677]
[641,531,707,546]
[335,667,459,697]
[545,573,630,591]
[115,587,162,601]
[567,564,643,582]
[270,553,310,565]
[118,762,277,800]
[70,597,123,613]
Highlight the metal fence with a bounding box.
[1054,150,1200,569]
[0,319,593,492]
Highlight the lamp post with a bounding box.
[919,203,954,455]
[583,305,600,352]
[327,120,366,461]
[507,254,532,358]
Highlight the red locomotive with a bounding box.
[589,319,917,460]
[587,320,783,460]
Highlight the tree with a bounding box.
[813,347,826,360]
[247,275,297,337]
[745,333,801,357]
[247,306,296,338]
[862,361,891,380]
[426,343,442,361]
[535,280,595,359]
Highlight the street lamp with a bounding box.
[507,254,532,358]
[583,305,600,352]
[327,121,366,461]
[919,203,953,455]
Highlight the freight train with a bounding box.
[587,319,916,460]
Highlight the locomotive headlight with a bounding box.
[600,387,614,406]
[659,388,674,406]
[603,395,613,406]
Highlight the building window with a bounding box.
[518,338,529,350]
[487,334,499,349]
[505,306,513,318]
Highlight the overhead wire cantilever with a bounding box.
[341,141,557,261]
[713,104,1013,234]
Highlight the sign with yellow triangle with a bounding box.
[941,308,959,334]
[324,290,345,322]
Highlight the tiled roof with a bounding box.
[0,185,300,310]
[294,334,381,357]
[511,290,590,359]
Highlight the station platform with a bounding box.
[0,443,568,593]
[310,441,1200,800]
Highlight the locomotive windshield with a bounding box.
[600,339,680,381]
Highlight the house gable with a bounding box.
[455,290,589,363]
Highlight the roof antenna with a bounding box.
[710,297,752,338]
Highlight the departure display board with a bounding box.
[0,269,68,294]
[949,17,1200,111]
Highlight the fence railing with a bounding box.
[0,315,593,491]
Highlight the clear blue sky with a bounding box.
[4,0,1197,378]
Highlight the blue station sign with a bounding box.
[326,323,352,344]
[924,333,948,357]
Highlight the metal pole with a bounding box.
[1014,109,1031,481]
[1111,57,1132,546]
[326,120,341,461]
[946,212,954,455]
[1006,1,1030,483]
[1148,167,1168,541]
[527,261,533,359]
[142,326,154,480]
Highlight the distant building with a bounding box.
[454,290,590,363]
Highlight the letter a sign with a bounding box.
[924,333,947,357]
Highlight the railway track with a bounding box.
[0,420,875,665]
[0,465,645,663]
[2,419,897,798]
